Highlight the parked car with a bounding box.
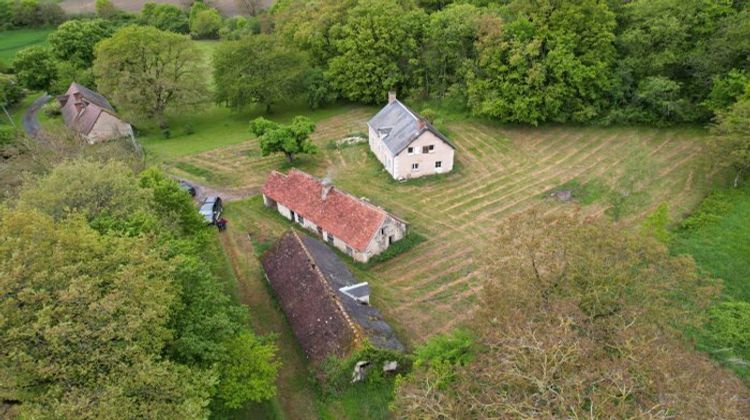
[179,180,197,197]
[199,196,223,224]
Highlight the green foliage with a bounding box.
[140,2,189,33]
[705,301,750,357]
[51,60,94,94]
[468,0,619,124]
[4,160,281,414]
[711,96,750,187]
[217,332,281,408]
[424,3,481,99]
[190,5,222,39]
[214,34,307,112]
[219,15,260,40]
[705,70,749,114]
[304,67,336,110]
[641,202,671,243]
[8,0,65,28]
[680,190,735,231]
[320,344,412,395]
[412,329,475,388]
[249,115,317,162]
[0,73,22,108]
[95,0,118,19]
[48,19,114,67]
[11,45,56,90]
[94,25,209,126]
[0,124,18,145]
[326,0,427,104]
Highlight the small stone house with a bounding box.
[261,169,408,263]
[261,230,404,362]
[368,92,455,180]
[57,83,133,144]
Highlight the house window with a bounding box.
[326,233,334,243]
[297,214,304,225]
[411,163,419,171]
[422,145,434,154]
[381,228,386,235]
[407,147,414,154]
[435,161,442,168]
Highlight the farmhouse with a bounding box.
[57,82,133,143]
[368,92,455,180]
[261,230,404,362]
[261,169,408,263]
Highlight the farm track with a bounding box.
[183,109,712,343]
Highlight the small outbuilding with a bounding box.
[368,92,455,180]
[57,82,133,143]
[261,230,404,362]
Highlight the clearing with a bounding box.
[148,106,714,345]
[0,28,53,66]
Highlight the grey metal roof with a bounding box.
[300,235,405,352]
[367,100,455,155]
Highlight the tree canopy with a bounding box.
[213,34,306,112]
[393,210,748,417]
[249,116,317,162]
[1,160,279,417]
[48,19,114,67]
[94,25,208,127]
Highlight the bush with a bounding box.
[680,190,735,230]
[304,68,336,110]
[705,302,750,357]
[412,329,475,388]
[42,101,61,117]
[641,202,671,243]
[319,344,412,395]
[0,125,18,145]
[10,0,64,27]
[0,73,23,108]
[140,2,189,33]
[11,45,57,91]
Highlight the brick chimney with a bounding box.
[388,91,397,104]
[321,178,333,201]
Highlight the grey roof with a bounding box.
[71,83,115,113]
[340,283,370,299]
[300,235,404,352]
[368,100,455,155]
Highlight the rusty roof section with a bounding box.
[262,169,398,252]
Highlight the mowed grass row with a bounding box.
[173,108,712,344]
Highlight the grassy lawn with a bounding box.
[671,185,750,381]
[168,107,714,346]
[154,103,716,418]
[0,28,54,66]
[140,103,375,162]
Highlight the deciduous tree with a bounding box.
[214,34,306,112]
[48,19,114,67]
[11,45,57,91]
[249,116,317,162]
[94,25,208,127]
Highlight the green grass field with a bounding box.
[0,28,54,66]
[146,104,717,419]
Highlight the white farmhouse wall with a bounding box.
[394,131,454,180]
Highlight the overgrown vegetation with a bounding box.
[673,185,750,381]
[354,231,426,269]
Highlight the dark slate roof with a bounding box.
[300,235,404,353]
[367,100,455,155]
[261,231,404,362]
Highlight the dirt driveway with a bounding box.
[179,177,258,203]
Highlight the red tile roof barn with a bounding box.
[262,169,389,252]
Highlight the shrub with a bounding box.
[11,46,57,91]
[0,73,23,108]
[0,125,18,145]
[319,344,412,395]
[42,101,60,117]
[641,202,671,243]
[705,301,750,358]
[354,231,426,269]
[140,2,189,33]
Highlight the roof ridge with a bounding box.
[291,231,364,345]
